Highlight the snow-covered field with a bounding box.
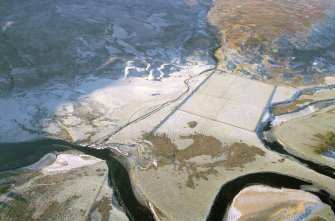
[0,0,216,143]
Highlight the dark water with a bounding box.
[261,121,335,179]
[0,140,71,172]
[2,139,335,221]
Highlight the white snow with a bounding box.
[42,153,101,173]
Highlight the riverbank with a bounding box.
[0,154,126,221]
[1,0,335,220]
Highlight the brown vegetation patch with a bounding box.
[187,121,198,128]
[313,132,335,155]
[146,133,178,165]
[35,169,81,185]
[308,217,327,221]
[0,165,97,220]
[216,142,266,169]
[0,193,34,221]
[208,0,330,40]
[208,0,333,86]
[179,134,224,160]
[145,133,265,188]
[80,155,94,160]
[39,195,80,220]
[272,99,314,115]
[146,133,224,164]
[58,126,73,143]
[89,196,112,221]
[2,171,40,188]
[0,182,50,221]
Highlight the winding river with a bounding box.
[1,129,335,221]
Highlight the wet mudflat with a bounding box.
[209,0,335,86]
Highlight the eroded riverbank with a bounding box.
[0,140,153,221]
[2,139,335,221]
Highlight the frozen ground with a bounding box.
[0,0,215,143]
[1,1,335,220]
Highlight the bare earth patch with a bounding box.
[145,133,265,188]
